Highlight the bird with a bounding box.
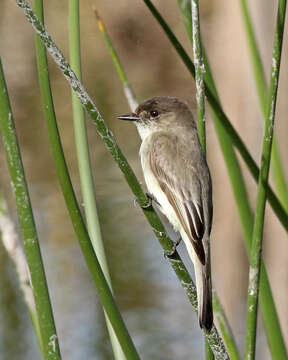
[118,96,213,332]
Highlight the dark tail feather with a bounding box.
[199,270,213,332]
[184,235,213,331]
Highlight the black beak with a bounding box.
[117,113,140,121]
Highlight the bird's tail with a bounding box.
[182,233,213,332]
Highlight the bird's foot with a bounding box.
[164,236,182,257]
[134,193,158,209]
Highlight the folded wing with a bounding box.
[149,134,206,265]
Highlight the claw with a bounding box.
[141,196,153,209]
[134,193,154,209]
[164,236,182,257]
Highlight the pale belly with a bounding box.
[141,154,182,233]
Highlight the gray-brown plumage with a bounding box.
[118,96,213,331]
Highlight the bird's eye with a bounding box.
[150,110,159,118]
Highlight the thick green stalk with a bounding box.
[143,0,288,233]
[190,2,211,358]
[68,1,125,359]
[15,2,229,358]
[145,1,288,357]
[244,2,287,359]
[239,0,288,212]
[0,59,61,360]
[95,12,236,359]
[191,0,206,153]
[32,1,139,358]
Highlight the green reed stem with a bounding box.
[143,0,288,233]
[68,2,126,359]
[0,59,61,360]
[95,11,235,359]
[146,1,288,357]
[244,2,287,359]
[191,0,206,154]
[239,0,288,213]
[15,2,229,358]
[32,1,139,358]
[190,2,211,358]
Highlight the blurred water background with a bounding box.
[0,0,288,359]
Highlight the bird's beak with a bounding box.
[117,113,140,121]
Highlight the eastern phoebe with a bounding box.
[118,96,213,331]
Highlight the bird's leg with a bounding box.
[164,236,182,257]
[134,192,159,208]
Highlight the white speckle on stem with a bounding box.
[248,267,259,296]
[48,334,58,354]
[272,56,277,77]
[191,0,206,125]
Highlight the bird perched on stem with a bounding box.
[118,96,213,332]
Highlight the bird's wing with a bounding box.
[149,133,206,265]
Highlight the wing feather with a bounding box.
[149,135,206,265]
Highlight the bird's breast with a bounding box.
[139,135,182,232]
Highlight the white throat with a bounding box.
[135,122,154,141]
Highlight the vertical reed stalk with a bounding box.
[244,2,287,359]
[190,1,212,358]
[191,0,206,153]
[69,1,125,358]
[32,0,140,358]
[239,0,288,212]
[0,59,61,360]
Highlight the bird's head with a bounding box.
[118,96,195,138]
